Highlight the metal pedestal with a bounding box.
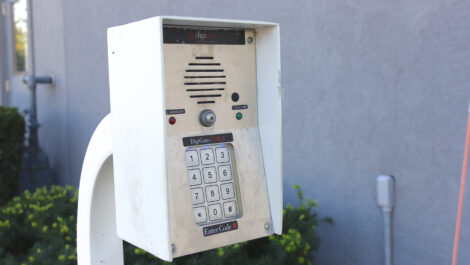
[76,114,124,265]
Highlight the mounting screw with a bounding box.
[264,222,270,232]
[247,36,253,44]
[171,244,176,254]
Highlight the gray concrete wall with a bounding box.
[31,0,69,184]
[26,0,470,264]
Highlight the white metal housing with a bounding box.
[107,16,282,261]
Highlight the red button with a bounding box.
[169,117,176,125]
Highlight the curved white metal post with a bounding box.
[77,114,124,265]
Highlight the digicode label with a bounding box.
[183,133,233,147]
[203,221,238,237]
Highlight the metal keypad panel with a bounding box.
[185,143,242,225]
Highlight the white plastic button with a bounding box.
[215,147,230,163]
[223,201,237,218]
[220,183,235,200]
[188,169,202,186]
[200,148,215,165]
[205,185,220,202]
[218,165,232,181]
[185,150,199,167]
[193,206,207,223]
[190,187,204,205]
[208,203,223,221]
[202,167,217,184]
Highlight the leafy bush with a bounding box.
[0,185,331,265]
[0,106,25,205]
[0,186,77,265]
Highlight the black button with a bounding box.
[231,93,239,102]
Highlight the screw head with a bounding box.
[247,36,253,44]
[264,222,270,232]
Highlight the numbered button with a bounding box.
[220,183,235,200]
[200,148,215,165]
[186,150,199,167]
[190,187,204,205]
[218,165,232,181]
[193,206,207,223]
[188,169,202,186]
[223,201,238,218]
[208,203,223,221]
[215,147,230,163]
[205,185,220,202]
[202,167,217,183]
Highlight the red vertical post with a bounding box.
[452,104,470,265]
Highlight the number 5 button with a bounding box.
[215,147,230,163]
[202,167,217,183]
[200,148,215,165]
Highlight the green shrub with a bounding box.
[0,185,331,265]
[0,106,25,205]
[0,186,77,265]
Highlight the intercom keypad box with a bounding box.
[185,143,242,225]
[108,17,281,262]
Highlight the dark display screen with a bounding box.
[182,133,234,146]
[163,28,245,45]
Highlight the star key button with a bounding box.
[193,206,207,224]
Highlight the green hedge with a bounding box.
[0,185,331,265]
[0,106,25,205]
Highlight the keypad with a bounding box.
[185,143,242,225]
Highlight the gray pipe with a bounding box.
[19,75,54,192]
[383,209,392,265]
[377,175,394,265]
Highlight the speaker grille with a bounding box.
[184,57,225,104]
